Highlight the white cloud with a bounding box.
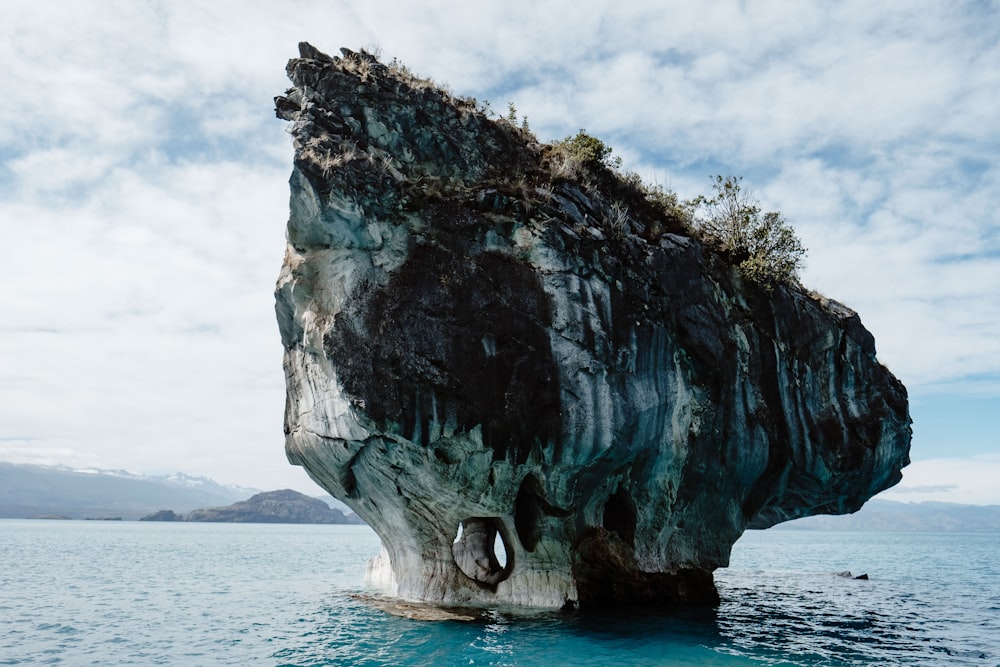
[0,154,295,489]
[763,148,1000,387]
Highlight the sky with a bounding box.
[1,1,998,503]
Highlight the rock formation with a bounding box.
[274,43,911,608]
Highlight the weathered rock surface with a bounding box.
[183,489,358,524]
[274,43,911,608]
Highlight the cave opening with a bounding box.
[602,485,637,547]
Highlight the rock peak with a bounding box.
[274,45,911,608]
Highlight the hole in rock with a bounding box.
[452,517,513,589]
[602,485,636,547]
[494,532,507,568]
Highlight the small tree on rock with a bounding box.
[554,131,622,172]
[692,175,806,288]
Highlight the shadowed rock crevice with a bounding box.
[514,473,571,553]
[274,43,911,609]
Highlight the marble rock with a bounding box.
[274,43,911,608]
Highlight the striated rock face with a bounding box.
[274,43,911,608]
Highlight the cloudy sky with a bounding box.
[1,1,997,503]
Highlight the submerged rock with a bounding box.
[274,43,911,608]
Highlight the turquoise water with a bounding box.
[1,520,997,665]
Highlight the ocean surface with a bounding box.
[1,520,997,666]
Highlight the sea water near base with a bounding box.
[1,520,997,666]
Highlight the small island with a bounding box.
[140,509,184,522]
[140,489,364,524]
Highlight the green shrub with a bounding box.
[554,131,622,172]
[643,182,692,228]
[691,175,805,287]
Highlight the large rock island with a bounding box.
[273,43,911,608]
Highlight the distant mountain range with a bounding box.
[0,462,352,521]
[767,499,1000,532]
